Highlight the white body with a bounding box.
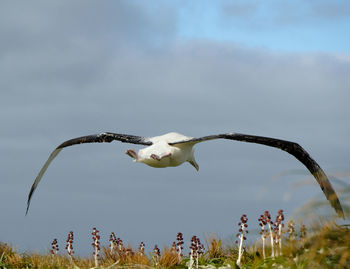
[135,132,198,169]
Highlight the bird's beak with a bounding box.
[189,160,199,171]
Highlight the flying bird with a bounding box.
[26,132,344,218]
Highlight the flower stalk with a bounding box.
[274,209,284,256]
[109,232,117,254]
[153,244,161,266]
[50,238,59,256]
[189,235,204,269]
[264,211,275,258]
[258,214,268,259]
[65,231,74,261]
[91,227,100,267]
[176,232,184,261]
[236,214,248,266]
[138,241,145,255]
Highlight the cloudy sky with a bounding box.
[1,0,349,255]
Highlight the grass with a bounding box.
[1,216,350,268]
[2,175,350,268]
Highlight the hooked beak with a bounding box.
[125,149,138,160]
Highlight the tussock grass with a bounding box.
[158,247,180,268]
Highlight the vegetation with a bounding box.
[2,175,349,268]
[1,212,349,268]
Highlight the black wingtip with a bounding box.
[334,199,345,219]
[25,197,31,216]
[333,203,345,219]
[26,185,35,216]
[331,195,345,219]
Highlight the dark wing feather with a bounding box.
[26,132,151,215]
[170,133,344,218]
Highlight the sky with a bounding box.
[1,0,349,256]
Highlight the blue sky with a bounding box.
[176,0,350,52]
[0,0,349,256]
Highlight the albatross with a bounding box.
[26,132,344,218]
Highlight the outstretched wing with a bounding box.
[26,132,151,215]
[170,133,344,218]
